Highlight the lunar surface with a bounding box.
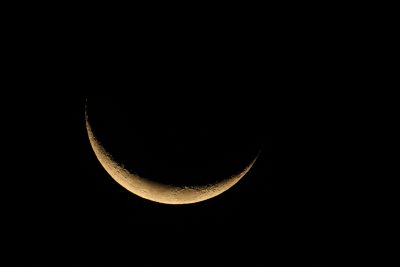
[85,97,261,204]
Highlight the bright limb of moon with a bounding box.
[85,107,259,205]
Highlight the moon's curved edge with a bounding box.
[85,104,260,205]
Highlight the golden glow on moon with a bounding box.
[86,108,259,205]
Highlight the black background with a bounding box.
[4,93,344,266]
[1,37,350,265]
[0,12,371,265]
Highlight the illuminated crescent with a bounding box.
[86,106,259,205]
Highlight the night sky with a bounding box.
[0,12,363,266]
[4,94,339,266]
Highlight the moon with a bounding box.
[85,102,260,205]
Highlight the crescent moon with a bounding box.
[85,106,260,205]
